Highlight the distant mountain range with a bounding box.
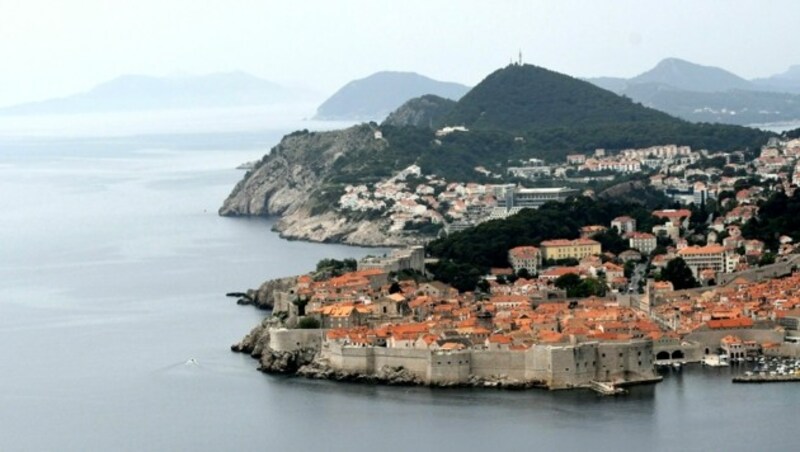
[313,71,469,121]
[752,65,800,93]
[0,71,314,115]
[586,58,800,125]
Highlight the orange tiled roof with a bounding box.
[707,318,753,329]
[653,209,692,219]
[678,245,726,255]
[509,246,540,259]
[540,238,600,247]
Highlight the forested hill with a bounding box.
[424,63,771,161]
[425,195,669,291]
[441,63,676,132]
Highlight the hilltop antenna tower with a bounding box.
[518,49,522,65]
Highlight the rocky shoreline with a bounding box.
[227,276,298,310]
[218,126,407,247]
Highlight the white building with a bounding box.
[629,232,657,255]
[677,245,728,278]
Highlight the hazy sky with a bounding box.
[2,0,799,107]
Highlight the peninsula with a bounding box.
[225,63,800,392]
[219,63,771,247]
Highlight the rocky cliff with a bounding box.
[219,125,413,246]
[234,276,297,310]
[230,321,318,373]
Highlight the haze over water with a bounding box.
[0,113,798,451]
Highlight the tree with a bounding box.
[555,273,582,291]
[759,253,776,267]
[426,260,482,292]
[623,260,636,279]
[297,317,321,329]
[577,278,607,297]
[315,258,358,279]
[659,258,698,290]
[593,228,628,255]
[476,279,491,293]
[554,274,606,298]
[388,282,402,294]
[517,268,532,279]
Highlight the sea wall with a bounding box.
[469,350,528,381]
[319,339,659,389]
[324,343,431,379]
[269,329,325,352]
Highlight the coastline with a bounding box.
[229,319,660,393]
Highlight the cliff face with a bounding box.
[219,125,410,246]
[235,276,297,310]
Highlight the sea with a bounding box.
[0,110,798,451]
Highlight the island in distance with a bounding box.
[0,71,316,115]
[313,71,470,122]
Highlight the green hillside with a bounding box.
[265,64,775,201]
[442,63,676,132]
[426,195,669,291]
[425,63,770,161]
[382,94,457,128]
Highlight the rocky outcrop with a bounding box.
[235,276,297,310]
[230,318,274,356]
[218,125,413,247]
[231,319,315,373]
[297,360,423,385]
[273,209,409,247]
[258,348,318,374]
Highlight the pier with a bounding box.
[733,374,800,383]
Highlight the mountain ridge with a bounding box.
[0,71,312,115]
[585,58,800,125]
[314,71,469,121]
[629,57,753,92]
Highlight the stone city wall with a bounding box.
[469,350,528,381]
[323,343,432,379]
[717,256,799,286]
[269,329,325,352]
[320,339,658,388]
[764,343,800,358]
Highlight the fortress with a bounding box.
[268,329,661,389]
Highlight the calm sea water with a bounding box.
[0,127,798,451]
